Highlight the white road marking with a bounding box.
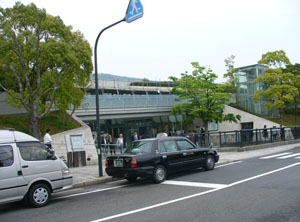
[259,152,292,159]
[277,153,300,159]
[90,162,300,222]
[215,161,242,168]
[162,180,228,189]
[296,156,300,159]
[53,185,127,200]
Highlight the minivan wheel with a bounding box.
[28,183,51,207]
[152,165,167,183]
[204,155,215,171]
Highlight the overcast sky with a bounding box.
[2,0,300,82]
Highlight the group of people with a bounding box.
[97,131,141,155]
[263,125,285,141]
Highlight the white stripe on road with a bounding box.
[215,161,242,168]
[162,180,228,189]
[296,156,300,159]
[277,153,300,159]
[53,185,128,200]
[54,161,241,201]
[259,152,292,159]
[90,162,300,222]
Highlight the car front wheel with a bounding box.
[204,155,215,171]
[28,183,51,207]
[153,165,167,183]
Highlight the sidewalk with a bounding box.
[69,143,300,189]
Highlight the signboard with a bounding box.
[70,135,85,151]
[125,0,144,23]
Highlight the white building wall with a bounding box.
[51,114,98,165]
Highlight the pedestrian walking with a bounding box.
[116,134,124,154]
[44,128,52,148]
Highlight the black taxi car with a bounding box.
[105,136,219,183]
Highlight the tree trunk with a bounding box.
[279,108,283,126]
[204,121,209,147]
[295,98,298,125]
[29,113,41,140]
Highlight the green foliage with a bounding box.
[254,68,298,110]
[169,62,241,131]
[0,3,93,138]
[258,50,290,68]
[255,50,298,124]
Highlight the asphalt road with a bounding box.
[1,148,300,222]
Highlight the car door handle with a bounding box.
[183,153,187,156]
[22,165,29,168]
[162,155,167,159]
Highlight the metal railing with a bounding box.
[189,126,300,148]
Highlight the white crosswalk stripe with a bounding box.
[162,180,228,189]
[259,152,292,159]
[260,152,300,160]
[277,153,300,159]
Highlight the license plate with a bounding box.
[114,159,123,167]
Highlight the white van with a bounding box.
[0,129,72,207]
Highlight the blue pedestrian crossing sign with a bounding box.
[125,0,144,23]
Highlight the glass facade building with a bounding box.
[236,64,270,116]
[75,76,186,145]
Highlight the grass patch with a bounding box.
[266,114,299,126]
[0,111,81,136]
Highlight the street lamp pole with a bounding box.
[94,18,125,177]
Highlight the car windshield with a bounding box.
[125,141,153,154]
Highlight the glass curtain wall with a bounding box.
[236,64,270,116]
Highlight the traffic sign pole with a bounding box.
[94,0,143,177]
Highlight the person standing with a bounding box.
[44,128,52,148]
[108,134,115,155]
[101,134,108,156]
[116,134,124,154]
[131,131,139,142]
[263,125,268,140]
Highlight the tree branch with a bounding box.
[11,30,33,96]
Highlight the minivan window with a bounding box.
[0,145,14,167]
[17,142,52,161]
[176,140,195,151]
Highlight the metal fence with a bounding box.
[194,126,300,148]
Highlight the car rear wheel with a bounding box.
[153,165,167,183]
[204,155,215,171]
[125,176,137,183]
[28,183,51,208]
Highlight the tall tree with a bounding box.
[283,63,300,124]
[223,55,239,102]
[255,50,297,124]
[0,3,93,139]
[170,62,241,143]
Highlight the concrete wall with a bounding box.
[218,105,281,131]
[51,114,98,166]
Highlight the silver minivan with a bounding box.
[0,129,72,207]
